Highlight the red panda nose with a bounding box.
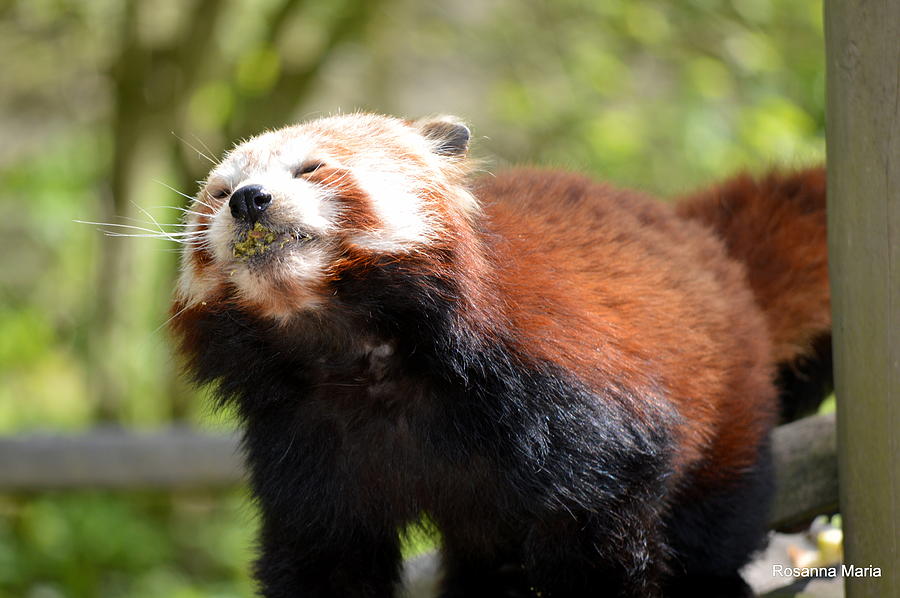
[229,185,272,224]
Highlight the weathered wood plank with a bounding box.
[825,0,900,596]
[0,427,244,490]
[770,412,838,530]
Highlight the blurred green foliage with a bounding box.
[0,491,257,598]
[0,0,825,595]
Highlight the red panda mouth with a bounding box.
[230,222,316,261]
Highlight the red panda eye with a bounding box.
[210,188,231,200]
[294,162,323,178]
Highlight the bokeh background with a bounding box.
[0,0,825,596]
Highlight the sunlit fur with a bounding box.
[169,112,831,598]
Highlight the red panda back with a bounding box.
[476,169,777,482]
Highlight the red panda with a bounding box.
[170,113,830,597]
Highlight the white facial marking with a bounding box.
[347,161,431,250]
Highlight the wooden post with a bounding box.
[825,1,900,595]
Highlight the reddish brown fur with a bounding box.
[676,167,829,365]
[473,170,777,482]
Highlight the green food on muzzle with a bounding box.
[233,222,278,259]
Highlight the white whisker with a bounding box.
[133,201,189,244]
[79,221,204,237]
[75,221,208,246]
[320,168,352,189]
[151,204,208,215]
[117,215,195,227]
[153,179,197,202]
[75,220,173,234]
[192,196,217,211]
[171,131,218,166]
[191,133,219,165]
[152,299,195,335]
[99,230,205,239]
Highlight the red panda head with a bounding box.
[175,113,475,320]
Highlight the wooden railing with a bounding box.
[0,414,837,531]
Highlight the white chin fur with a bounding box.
[230,247,329,317]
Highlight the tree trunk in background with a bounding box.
[90,0,385,421]
[825,0,900,595]
[89,0,144,423]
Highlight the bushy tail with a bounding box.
[676,167,832,421]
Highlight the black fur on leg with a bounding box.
[244,405,406,598]
[520,508,670,598]
[776,334,833,423]
[438,545,534,598]
[663,439,774,597]
[254,520,403,598]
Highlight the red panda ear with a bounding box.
[415,116,470,157]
